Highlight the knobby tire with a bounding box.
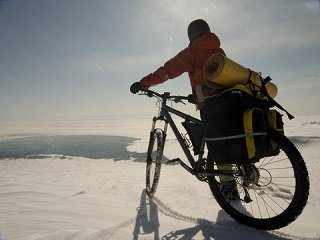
[207,129,309,230]
[146,129,165,198]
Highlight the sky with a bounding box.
[0,0,320,121]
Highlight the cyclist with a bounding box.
[130,19,239,200]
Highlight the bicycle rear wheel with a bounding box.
[207,129,309,230]
[146,128,165,198]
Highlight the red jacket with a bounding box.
[140,32,225,109]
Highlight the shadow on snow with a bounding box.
[132,190,298,240]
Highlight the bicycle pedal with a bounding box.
[167,158,180,164]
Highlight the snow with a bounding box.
[0,116,319,240]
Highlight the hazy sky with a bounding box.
[1,0,319,121]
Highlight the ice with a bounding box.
[0,115,319,239]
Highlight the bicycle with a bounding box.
[138,89,309,230]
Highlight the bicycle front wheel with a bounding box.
[146,128,165,198]
[207,129,310,230]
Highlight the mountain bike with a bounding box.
[138,89,309,230]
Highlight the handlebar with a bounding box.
[139,90,194,104]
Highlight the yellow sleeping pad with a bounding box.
[203,53,277,98]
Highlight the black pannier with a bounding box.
[182,121,205,155]
[203,90,269,164]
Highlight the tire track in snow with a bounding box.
[152,195,307,240]
[95,193,306,240]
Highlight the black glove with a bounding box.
[130,82,142,94]
[187,94,195,104]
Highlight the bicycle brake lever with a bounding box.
[138,92,146,96]
[140,91,153,97]
[173,97,186,105]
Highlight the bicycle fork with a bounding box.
[146,116,168,162]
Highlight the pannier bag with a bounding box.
[182,121,204,155]
[203,90,269,164]
[243,108,268,160]
[267,109,284,155]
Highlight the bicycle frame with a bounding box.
[148,92,238,179]
[150,96,203,173]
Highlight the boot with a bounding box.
[220,180,240,201]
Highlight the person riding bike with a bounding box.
[131,19,225,109]
[130,19,239,200]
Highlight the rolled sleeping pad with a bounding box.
[203,53,277,98]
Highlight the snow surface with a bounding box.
[0,116,319,240]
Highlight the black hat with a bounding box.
[187,19,211,42]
